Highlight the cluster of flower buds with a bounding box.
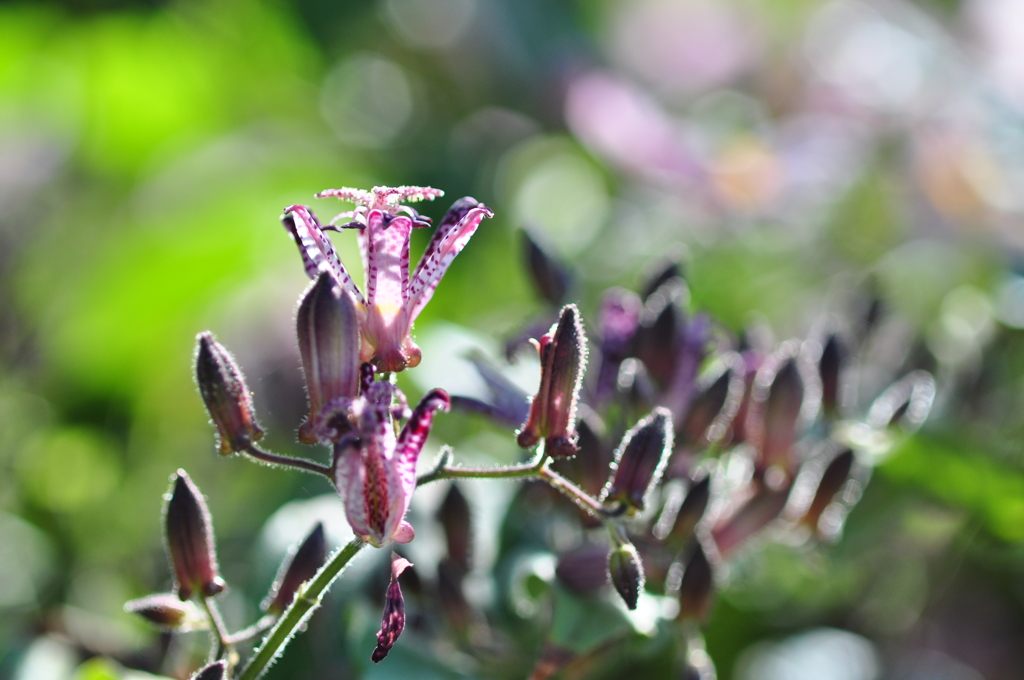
[125,471,329,675]
[451,235,938,652]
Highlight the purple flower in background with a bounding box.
[283,186,493,373]
[333,382,450,547]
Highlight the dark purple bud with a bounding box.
[517,304,587,458]
[458,351,529,428]
[372,554,412,663]
[190,661,227,680]
[640,260,683,301]
[867,370,936,432]
[262,523,327,614]
[522,229,573,305]
[676,541,714,622]
[747,351,806,475]
[594,288,642,402]
[437,484,472,572]
[555,543,611,593]
[818,334,845,419]
[680,353,745,447]
[602,408,674,513]
[124,593,202,630]
[608,540,645,610]
[634,279,687,388]
[296,271,361,444]
[658,475,711,546]
[803,449,854,532]
[195,332,264,455]
[165,470,225,601]
[711,482,791,557]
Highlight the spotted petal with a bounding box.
[282,205,365,307]
[407,199,493,322]
[394,389,451,500]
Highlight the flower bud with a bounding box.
[165,470,225,600]
[602,408,674,513]
[711,482,791,558]
[803,448,854,531]
[634,279,687,388]
[190,661,227,680]
[747,351,806,475]
[818,334,845,420]
[372,554,413,663]
[594,288,642,402]
[867,370,936,432]
[517,304,587,458]
[195,332,264,455]
[523,229,572,305]
[607,540,645,610]
[437,484,472,572]
[296,270,361,444]
[124,593,204,630]
[555,543,611,593]
[262,522,327,615]
[679,353,745,448]
[658,474,711,545]
[676,541,714,622]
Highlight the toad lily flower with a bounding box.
[333,381,450,547]
[283,186,494,373]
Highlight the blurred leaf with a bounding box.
[548,584,632,655]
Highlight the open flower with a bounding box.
[283,186,493,372]
[333,382,450,547]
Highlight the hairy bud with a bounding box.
[296,271,362,443]
[263,523,327,614]
[517,304,588,458]
[195,332,264,455]
[190,661,227,680]
[608,540,645,610]
[803,448,855,531]
[124,593,203,630]
[372,554,413,663]
[602,408,674,513]
[165,470,225,600]
[437,484,472,572]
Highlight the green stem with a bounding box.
[538,467,609,520]
[236,539,367,680]
[199,596,232,662]
[244,444,333,480]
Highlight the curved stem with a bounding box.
[236,538,367,680]
[225,615,276,646]
[199,596,232,663]
[244,444,333,480]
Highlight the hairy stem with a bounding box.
[244,444,333,479]
[199,596,232,663]
[236,538,366,680]
[225,615,277,646]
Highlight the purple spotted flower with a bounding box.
[283,186,493,373]
[333,381,450,547]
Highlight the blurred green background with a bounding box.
[3,0,1024,678]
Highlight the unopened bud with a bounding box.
[803,448,854,531]
[608,540,645,610]
[711,482,790,558]
[124,593,203,630]
[680,353,745,448]
[517,304,587,458]
[594,288,642,402]
[662,475,711,545]
[437,484,472,572]
[748,352,806,474]
[263,523,327,614]
[523,229,572,305]
[190,661,227,680]
[818,334,844,419]
[296,271,361,444]
[556,543,611,593]
[867,370,936,432]
[195,332,264,455]
[165,470,225,600]
[676,541,714,621]
[634,279,687,388]
[602,408,674,513]
[372,554,413,663]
